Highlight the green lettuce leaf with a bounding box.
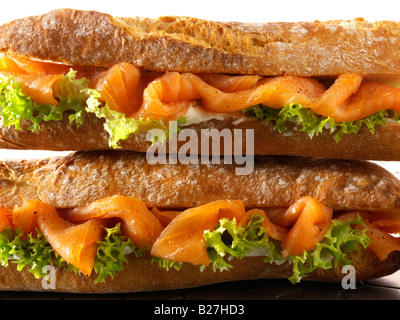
[154,213,370,285]
[84,88,169,148]
[93,223,144,283]
[242,103,399,142]
[0,72,187,149]
[203,214,281,272]
[0,70,87,132]
[0,223,143,282]
[153,213,371,284]
[0,227,69,279]
[288,213,370,284]
[84,87,188,148]
[151,256,183,271]
[151,215,281,273]
[1,72,397,147]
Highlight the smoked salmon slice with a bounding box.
[0,70,64,106]
[151,197,333,265]
[185,74,326,113]
[0,55,29,74]
[34,201,104,276]
[65,195,164,248]
[87,66,324,120]
[238,208,289,241]
[97,68,400,123]
[12,199,104,275]
[0,54,71,75]
[12,199,40,236]
[0,208,12,232]
[14,73,64,106]
[151,207,180,227]
[311,74,363,121]
[370,220,400,234]
[93,63,143,116]
[0,54,96,106]
[151,200,246,266]
[4,54,400,125]
[134,72,201,121]
[197,73,262,92]
[366,225,400,260]
[311,74,400,122]
[280,196,333,257]
[253,196,334,255]
[336,212,400,261]
[2,194,400,275]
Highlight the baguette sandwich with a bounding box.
[1,9,400,159]
[1,9,400,295]
[0,151,399,293]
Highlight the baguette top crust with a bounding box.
[0,150,399,212]
[1,9,400,76]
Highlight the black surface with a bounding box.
[0,270,399,301]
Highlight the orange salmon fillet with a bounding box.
[280,196,333,257]
[3,55,400,124]
[238,208,289,241]
[65,195,164,248]
[3,194,400,275]
[337,211,400,261]
[92,62,143,116]
[0,208,12,232]
[95,64,400,123]
[151,200,246,265]
[0,54,70,75]
[33,201,103,276]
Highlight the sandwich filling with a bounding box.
[0,195,399,284]
[0,54,399,147]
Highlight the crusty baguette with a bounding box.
[1,250,400,293]
[0,151,399,292]
[2,114,400,160]
[2,9,400,159]
[1,9,400,77]
[0,150,399,212]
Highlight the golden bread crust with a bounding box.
[0,10,400,292]
[0,151,399,292]
[1,114,400,160]
[1,9,400,76]
[0,150,399,212]
[1,10,400,159]
[0,250,399,293]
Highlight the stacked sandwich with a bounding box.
[0,9,399,293]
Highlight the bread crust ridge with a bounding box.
[0,150,399,212]
[1,114,400,161]
[1,250,399,293]
[1,9,400,76]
